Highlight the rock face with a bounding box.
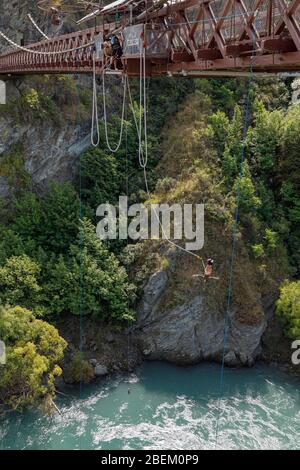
[0,2,93,196]
[138,270,168,320]
[94,364,108,377]
[0,111,91,196]
[137,268,267,367]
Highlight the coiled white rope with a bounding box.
[27,14,50,40]
[102,64,127,153]
[0,29,94,55]
[91,51,100,147]
[138,41,148,168]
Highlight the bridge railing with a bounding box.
[0,26,107,73]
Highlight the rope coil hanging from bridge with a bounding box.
[102,66,127,153]
[91,51,100,147]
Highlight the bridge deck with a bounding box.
[0,0,299,77]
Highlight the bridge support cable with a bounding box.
[0,29,95,55]
[27,14,50,40]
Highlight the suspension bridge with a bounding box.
[0,0,299,78]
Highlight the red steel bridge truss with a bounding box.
[0,0,300,77]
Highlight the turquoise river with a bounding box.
[1,362,299,450]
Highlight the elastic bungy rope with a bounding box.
[102,64,127,153]
[0,29,95,55]
[126,37,203,262]
[214,31,257,449]
[27,14,50,40]
[91,51,100,147]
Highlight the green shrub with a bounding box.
[0,255,43,313]
[45,219,136,322]
[63,352,94,384]
[264,228,278,252]
[252,244,265,259]
[156,177,177,194]
[0,306,67,410]
[24,89,39,110]
[277,281,300,340]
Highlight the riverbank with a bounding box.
[55,307,300,389]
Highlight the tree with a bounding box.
[0,227,27,264]
[221,105,243,188]
[0,255,43,313]
[281,105,300,192]
[12,183,80,255]
[45,219,136,322]
[39,182,80,253]
[43,254,70,316]
[250,100,283,176]
[208,111,230,159]
[12,192,42,245]
[0,306,67,410]
[277,281,300,340]
[233,161,261,213]
[80,147,120,211]
[279,107,300,273]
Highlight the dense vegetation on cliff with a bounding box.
[0,73,300,410]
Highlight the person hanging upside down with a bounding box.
[192,258,219,283]
[204,258,214,282]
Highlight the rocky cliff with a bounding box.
[0,2,95,197]
[0,3,293,374]
[136,249,268,367]
[0,77,93,197]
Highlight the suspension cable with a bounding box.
[27,14,50,40]
[0,29,94,55]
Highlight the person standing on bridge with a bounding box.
[110,34,123,70]
[103,36,113,68]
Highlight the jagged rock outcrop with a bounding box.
[137,266,267,367]
[0,113,93,195]
[0,111,91,195]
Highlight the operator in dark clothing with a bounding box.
[110,34,123,70]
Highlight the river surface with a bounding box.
[1,362,299,450]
